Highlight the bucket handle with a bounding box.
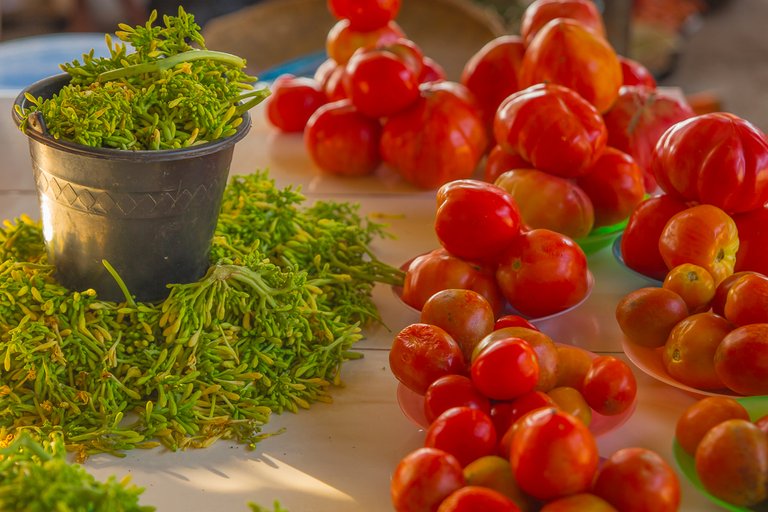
[27,111,50,137]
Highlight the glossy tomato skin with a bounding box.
[652,112,768,214]
[424,374,491,425]
[434,179,523,265]
[493,314,538,332]
[437,486,521,512]
[425,406,498,467]
[675,396,750,456]
[494,83,607,178]
[389,323,466,395]
[483,145,530,184]
[510,407,599,501]
[391,447,466,512]
[326,19,404,64]
[615,287,689,348]
[592,447,681,512]
[620,194,689,281]
[327,0,401,31]
[618,56,657,88]
[266,75,328,133]
[711,271,755,317]
[495,228,590,318]
[519,18,622,113]
[603,85,694,193]
[460,35,526,130]
[540,493,618,512]
[419,57,447,83]
[580,355,637,416]
[722,271,768,325]
[733,204,768,275]
[662,312,731,390]
[401,248,506,315]
[381,81,488,189]
[520,0,606,45]
[662,262,716,313]
[304,99,381,176]
[491,390,556,438]
[714,323,768,395]
[470,337,540,401]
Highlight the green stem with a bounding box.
[97,50,246,82]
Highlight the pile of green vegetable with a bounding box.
[0,171,403,460]
[15,7,269,150]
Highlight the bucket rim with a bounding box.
[12,73,252,162]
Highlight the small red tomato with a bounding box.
[345,47,421,118]
[419,56,446,83]
[618,56,657,88]
[437,486,521,512]
[326,19,404,65]
[470,337,539,401]
[389,323,466,395]
[434,179,523,265]
[327,0,401,31]
[493,314,539,332]
[483,145,530,184]
[304,99,381,176]
[710,270,756,317]
[733,203,768,275]
[266,75,327,132]
[520,0,606,45]
[425,406,498,467]
[490,390,556,438]
[723,271,768,325]
[391,447,465,512]
[581,356,637,416]
[424,374,491,425]
[714,323,768,395]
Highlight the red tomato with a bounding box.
[483,145,530,184]
[389,323,466,395]
[519,18,621,113]
[304,99,381,176]
[723,271,768,325]
[470,337,539,401]
[425,406,498,467]
[419,57,446,83]
[380,81,488,189]
[619,56,657,88]
[592,447,680,512]
[509,407,599,501]
[437,486,521,512]
[652,112,768,214]
[391,447,466,512]
[400,248,506,316]
[460,35,526,130]
[266,75,327,133]
[319,63,349,102]
[658,204,739,285]
[620,194,689,281]
[540,493,618,512]
[675,396,750,456]
[580,356,637,416]
[711,270,756,317]
[494,83,607,178]
[493,314,539,332]
[733,203,768,275]
[490,390,555,438]
[424,374,491,425]
[434,180,523,265]
[325,19,404,65]
[574,147,646,228]
[327,0,401,31]
[520,0,606,45]
[495,229,590,318]
[714,323,768,395]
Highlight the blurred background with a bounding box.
[1,0,765,131]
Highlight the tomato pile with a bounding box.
[676,396,768,508]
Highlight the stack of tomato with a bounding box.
[388,289,680,512]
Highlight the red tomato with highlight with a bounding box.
[483,145,530,184]
[733,204,768,275]
[490,390,556,438]
[493,314,539,332]
[470,337,540,401]
[520,0,606,45]
[714,323,768,395]
[495,229,590,318]
[580,356,637,416]
[437,486,521,512]
[327,0,401,31]
[494,82,607,178]
[434,179,523,265]
[425,406,498,467]
[326,19,404,64]
[424,374,491,425]
[419,56,446,83]
[391,447,466,512]
[652,112,768,214]
[266,75,327,132]
[722,271,768,326]
[619,56,657,88]
[381,81,488,189]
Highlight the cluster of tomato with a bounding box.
[388,288,678,512]
[676,396,768,508]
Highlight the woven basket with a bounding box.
[202,0,505,80]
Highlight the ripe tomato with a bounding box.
[675,396,750,456]
[519,0,606,45]
[424,374,491,425]
[494,168,595,240]
[574,147,645,228]
[380,81,488,190]
[695,419,768,507]
[494,83,607,178]
[580,356,637,416]
[733,204,768,275]
[615,287,689,348]
[509,407,599,501]
[326,19,404,65]
[519,18,621,113]
[490,390,556,438]
[553,344,593,389]
[266,75,327,133]
[620,194,688,281]
[434,179,522,265]
[437,486,521,512]
[546,386,591,427]
[652,112,768,214]
[723,270,768,325]
[304,99,381,176]
[662,263,716,313]
[424,406,498,467]
[662,312,732,390]
[592,447,680,512]
[319,62,349,101]
[603,85,693,192]
[389,323,466,395]
[495,228,590,318]
[391,447,466,512]
[471,337,539,401]
[483,145,530,184]
[419,56,446,83]
[493,314,538,332]
[420,289,496,361]
[327,0,401,31]
[618,56,657,88]
[460,35,526,130]
[400,248,505,315]
[710,270,756,317]
[463,455,535,510]
[714,323,768,395]
[540,493,618,512]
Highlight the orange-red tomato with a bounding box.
[615,287,689,348]
[266,75,327,133]
[327,0,401,31]
[540,493,618,512]
[723,271,768,326]
[675,396,750,456]
[714,323,768,395]
[325,18,404,64]
[391,447,466,512]
[546,386,591,427]
[437,486,521,512]
[483,145,531,184]
[662,263,716,313]
[592,447,680,512]
[519,18,622,113]
[658,204,739,285]
[520,0,606,45]
[471,337,539,401]
[618,56,657,88]
[425,406,498,467]
[733,203,768,275]
[491,390,556,439]
[711,271,758,317]
[580,355,637,416]
[424,374,491,425]
[553,344,593,389]
[463,455,535,511]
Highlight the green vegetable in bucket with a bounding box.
[15,7,269,150]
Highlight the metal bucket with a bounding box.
[12,74,251,302]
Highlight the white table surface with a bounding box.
[0,92,727,511]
